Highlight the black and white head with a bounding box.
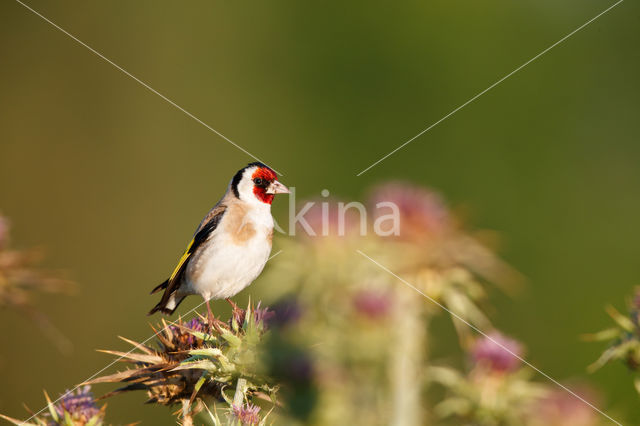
[230,162,289,206]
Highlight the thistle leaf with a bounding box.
[171,360,218,372]
[63,410,73,426]
[184,329,217,343]
[605,305,635,332]
[434,396,471,418]
[117,336,156,355]
[96,349,161,364]
[202,403,222,426]
[581,328,621,342]
[188,348,224,358]
[427,366,465,387]
[84,368,141,384]
[587,340,635,372]
[0,413,38,426]
[221,330,242,347]
[43,390,59,422]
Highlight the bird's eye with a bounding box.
[253,178,263,185]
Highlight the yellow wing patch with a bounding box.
[169,239,194,282]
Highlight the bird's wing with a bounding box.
[154,204,227,298]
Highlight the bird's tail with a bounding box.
[150,279,169,295]
[148,286,186,316]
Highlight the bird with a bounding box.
[148,162,289,320]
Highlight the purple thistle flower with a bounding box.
[352,290,391,319]
[271,297,303,327]
[55,386,101,422]
[298,197,361,238]
[231,403,261,425]
[231,302,275,329]
[168,316,207,348]
[184,317,206,331]
[534,387,599,426]
[471,331,523,373]
[254,301,275,326]
[369,182,451,239]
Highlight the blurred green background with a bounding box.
[1,0,639,424]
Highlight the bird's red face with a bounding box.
[251,166,289,204]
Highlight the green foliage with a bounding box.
[587,289,640,386]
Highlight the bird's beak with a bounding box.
[266,180,290,194]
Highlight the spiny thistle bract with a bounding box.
[0,386,107,426]
[86,302,277,425]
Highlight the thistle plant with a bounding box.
[86,302,278,425]
[528,388,603,426]
[429,332,548,425]
[366,182,523,340]
[586,287,640,394]
[204,401,268,426]
[0,386,108,426]
[252,182,523,424]
[0,213,74,352]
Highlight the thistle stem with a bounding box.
[233,378,247,407]
[391,286,426,426]
[181,399,193,426]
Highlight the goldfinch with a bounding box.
[149,162,289,317]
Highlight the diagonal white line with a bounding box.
[13,0,283,176]
[20,250,283,425]
[268,249,284,261]
[356,249,622,426]
[356,0,624,176]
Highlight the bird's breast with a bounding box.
[184,205,274,299]
[224,202,274,245]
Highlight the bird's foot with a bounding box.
[204,301,228,334]
[205,300,220,333]
[225,297,240,311]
